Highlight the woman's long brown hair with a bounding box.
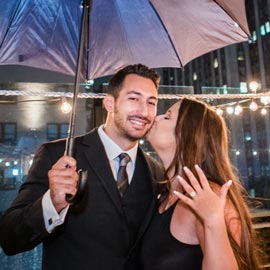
[161,97,261,270]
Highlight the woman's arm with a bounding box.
[196,199,240,270]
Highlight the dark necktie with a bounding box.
[117,153,130,197]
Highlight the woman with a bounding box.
[140,98,260,270]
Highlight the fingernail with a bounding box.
[183,166,188,171]
[227,180,232,186]
[195,164,199,168]
[176,175,183,182]
[173,190,180,196]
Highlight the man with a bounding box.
[0,64,164,270]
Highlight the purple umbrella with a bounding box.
[0,0,249,79]
[0,0,250,203]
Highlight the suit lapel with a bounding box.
[81,130,161,241]
[133,150,158,245]
[82,130,123,214]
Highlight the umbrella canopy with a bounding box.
[0,0,250,80]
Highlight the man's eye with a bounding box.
[148,101,157,106]
[129,97,138,101]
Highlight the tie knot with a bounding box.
[118,153,130,166]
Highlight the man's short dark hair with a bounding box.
[107,64,160,99]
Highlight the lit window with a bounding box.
[260,25,266,36]
[47,124,58,140]
[85,79,94,89]
[0,123,17,145]
[237,56,244,61]
[252,30,257,41]
[213,58,218,68]
[193,72,197,81]
[60,124,69,138]
[239,82,248,93]
[265,21,270,33]
[47,123,68,141]
[12,169,19,176]
[223,85,228,94]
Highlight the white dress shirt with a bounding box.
[98,125,138,183]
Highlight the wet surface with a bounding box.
[0,188,42,270]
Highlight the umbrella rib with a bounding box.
[83,2,91,81]
[148,1,183,68]
[213,0,251,38]
[0,0,23,49]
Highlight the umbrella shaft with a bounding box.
[65,0,91,157]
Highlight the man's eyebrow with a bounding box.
[127,90,157,100]
[126,90,141,95]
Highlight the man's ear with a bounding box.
[103,95,115,113]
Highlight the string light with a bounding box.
[226,106,234,114]
[234,104,243,115]
[261,107,268,115]
[60,98,72,114]
[0,89,269,116]
[249,100,258,111]
[249,81,260,92]
[260,96,270,105]
[0,89,270,100]
[216,108,223,115]
[213,96,270,116]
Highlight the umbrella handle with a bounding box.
[65,169,88,204]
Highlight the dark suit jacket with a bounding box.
[0,128,164,270]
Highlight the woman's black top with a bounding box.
[139,202,203,270]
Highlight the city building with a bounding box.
[0,82,89,187]
[157,0,270,201]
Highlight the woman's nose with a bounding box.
[155,114,163,122]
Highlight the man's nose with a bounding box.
[139,101,149,116]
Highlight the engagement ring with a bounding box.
[190,191,196,198]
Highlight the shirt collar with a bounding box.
[98,125,138,164]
